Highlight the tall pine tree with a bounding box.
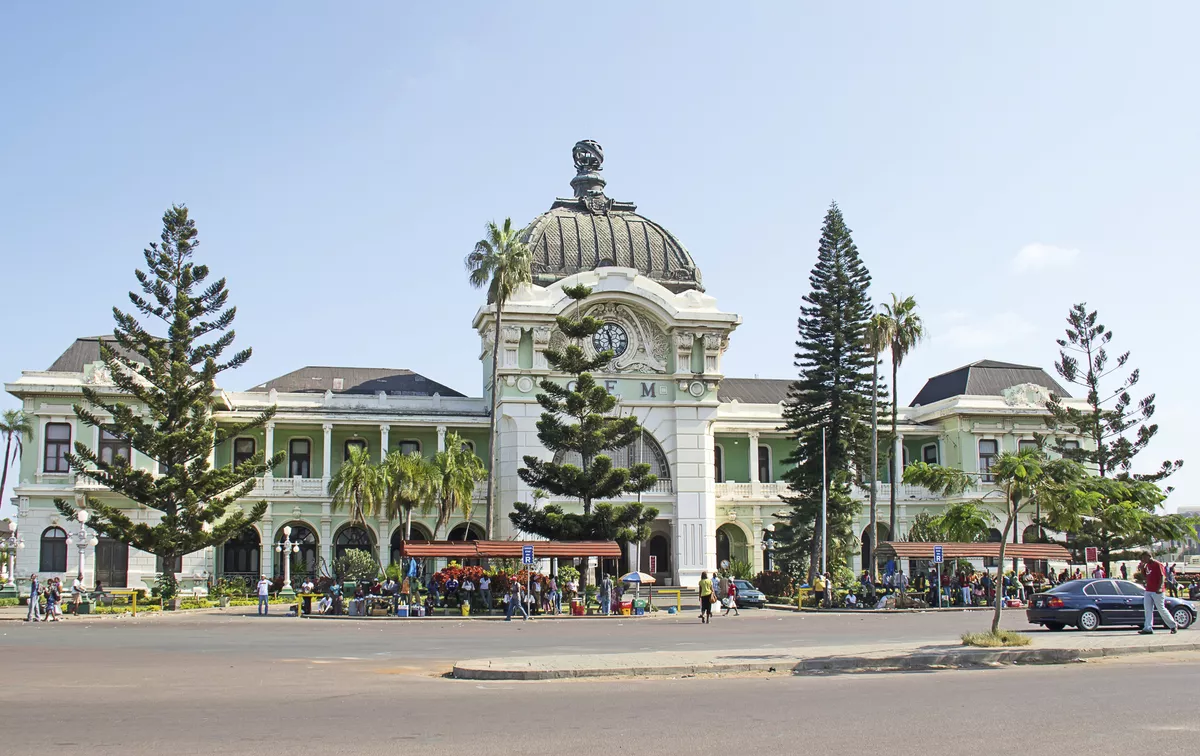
[511,285,658,579]
[776,203,875,581]
[55,206,280,601]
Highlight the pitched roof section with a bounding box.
[910,360,1069,406]
[718,378,792,404]
[247,366,465,397]
[47,336,141,372]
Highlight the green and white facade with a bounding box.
[3,141,1090,591]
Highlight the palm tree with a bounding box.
[866,312,892,576]
[381,450,438,540]
[430,432,487,540]
[0,410,32,509]
[465,218,533,540]
[328,446,383,525]
[880,294,925,539]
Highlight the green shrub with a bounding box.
[754,571,793,596]
[962,630,1031,648]
[333,548,379,582]
[0,597,18,607]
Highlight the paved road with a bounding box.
[0,608,1057,665]
[2,617,1196,756]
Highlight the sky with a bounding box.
[2,2,1197,515]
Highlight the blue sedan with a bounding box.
[1026,578,1196,631]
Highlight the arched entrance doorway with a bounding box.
[274,522,318,581]
[984,527,1003,568]
[390,523,433,567]
[716,523,749,569]
[221,527,260,582]
[861,523,892,573]
[1022,524,1048,574]
[333,525,375,562]
[447,522,484,541]
[641,533,671,580]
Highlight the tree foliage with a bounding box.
[0,409,33,512]
[431,432,487,539]
[879,293,925,535]
[55,206,279,601]
[465,218,533,539]
[328,445,382,524]
[511,285,658,571]
[776,203,875,580]
[1046,303,1182,484]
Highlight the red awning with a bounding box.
[398,540,623,559]
[877,541,1071,561]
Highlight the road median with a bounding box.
[452,633,1200,681]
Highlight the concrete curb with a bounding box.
[451,641,1200,681]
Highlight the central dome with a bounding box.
[521,140,704,293]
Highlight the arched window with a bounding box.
[391,523,434,565]
[222,527,261,579]
[344,439,367,461]
[984,527,1003,568]
[334,525,374,561]
[39,527,68,572]
[714,445,724,483]
[553,430,671,488]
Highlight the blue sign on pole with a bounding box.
[522,545,535,565]
[933,545,944,564]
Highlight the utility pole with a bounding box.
[821,426,827,576]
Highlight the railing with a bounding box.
[250,476,327,498]
[715,480,957,501]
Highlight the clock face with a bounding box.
[592,322,629,358]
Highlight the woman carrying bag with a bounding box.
[698,571,714,624]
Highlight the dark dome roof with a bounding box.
[522,141,703,293]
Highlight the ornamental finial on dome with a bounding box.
[570,139,611,213]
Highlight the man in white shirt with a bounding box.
[256,576,271,616]
[479,575,492,610]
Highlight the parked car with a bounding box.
[1026,578,1196,631]
[732,579,766,608]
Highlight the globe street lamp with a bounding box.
[0,521,24,598]
[275,525,300,597]
[72,509,99,587]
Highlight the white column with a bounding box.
[321,424,333,485]
[262,518,276,578]
[936,435,945,466]
[748,430,760,497]
[893,433,905,492]
[379,424,390,462]
[36,416,48,477]
[264,422,275,476]
[436,425,447,452]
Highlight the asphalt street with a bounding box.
[4,611,1194,755]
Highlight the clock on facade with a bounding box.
[592,322,629,358]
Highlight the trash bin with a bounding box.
[461,603,470,616]
[570,599,584,616]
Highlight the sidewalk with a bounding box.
[452,630,1200,680]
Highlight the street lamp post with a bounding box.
[274,525,300,598]
[72,509,99,588]
[0,521,24,599]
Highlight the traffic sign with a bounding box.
[933,545,944,564]
[648,555,658,574]
[522,545,535,565]
[1085,546,1098,563]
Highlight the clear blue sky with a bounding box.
[2,2,1196,514]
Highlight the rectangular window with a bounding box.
[156,554,183,574]
[398,440,421,456]
[922,444,938,464]
[758,446,771,483]
[233,438,256,468]
[99,429,132,467]
[1018,439,1038,453]
[289,439,310,477]
[344,439,367,461]
[978,439,999,482]
[1061,440,1080,452]
[43,423,72,473]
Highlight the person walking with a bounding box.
[256,575,271,616]
[597,574,610,615]
[1166,565,1180,598]
[722,578,739,616]
[45,578,61,621]
[514,580,529,621]
[698,571,715,624]
[26,574,41,622]
[1138,552,1178,635]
